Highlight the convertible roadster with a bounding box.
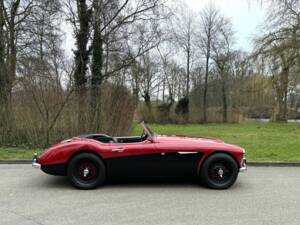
[32,122,246,189]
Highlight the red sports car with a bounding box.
[32,122,246,189]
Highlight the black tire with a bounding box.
[200,153,238,189]
[67,153,106,189]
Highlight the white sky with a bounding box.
[185,0,267,51]
[63,0,267,55]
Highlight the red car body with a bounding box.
[33,123,247,182]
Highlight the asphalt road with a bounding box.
[0,165,300,225]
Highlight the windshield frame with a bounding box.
[140,121,154,141]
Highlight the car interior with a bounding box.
[79,122,153,143]
[79,133,148,143]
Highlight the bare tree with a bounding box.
[254,0,300,121]
[0,1,6,115]
[65,0,92,133]
[211,18,235,122]
[88,0,165,130]
[198,4,225,122]
[171,1,196,114]
[139,52,160,109]
[18,0,71,146]
[0,0,33,126]
[157,46,184,105]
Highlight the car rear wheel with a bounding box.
[67,153,106,189]
[200,153,238,189]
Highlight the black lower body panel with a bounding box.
[41,164,66,176]
[106,153,202,180]
[41,153,202,179]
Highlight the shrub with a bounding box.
[0,82,135,148]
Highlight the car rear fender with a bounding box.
[66,150,106,173]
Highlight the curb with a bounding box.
[248,162,300,167]
[0,160,31,164]
[1,160,300,167]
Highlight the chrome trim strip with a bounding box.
[111,147,125,152]
[178,152,198,154]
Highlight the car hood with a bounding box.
[154,135,243,153]
[155,135,224,144]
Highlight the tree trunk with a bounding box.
[186,49,190,96]
[0,0,20,134]
[203,48,210,123]
[144,92,151,110]
[282,67,289,122]
[273,67,289,122]
[6,0,19,96]
[221,80,228,123]
[90,0,103,132]
[133,86,139,107]
[8,20,16,96]
[162,78,165,102]
[73,0,90,133]
[279,68,289,122]
[0,2,7,120]
[76,86,87,133]
[186,42,190,116]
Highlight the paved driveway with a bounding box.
[0,165,299,225]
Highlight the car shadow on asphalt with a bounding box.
[35,176,246,190]
[105,178,247,190]
[34,172,249,190]
[106,177,202,187]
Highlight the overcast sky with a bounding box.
[185,0,267,51]
[63,0,267,56]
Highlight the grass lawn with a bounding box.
[0,147,43,160]
[133,122,300,162]
[0,122,299,162]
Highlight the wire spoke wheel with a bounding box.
[68,153,106,189]
[208,162,233,185]
[201,153,238,189]
[76,161,98,183]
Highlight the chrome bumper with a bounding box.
[32,153,41,169]
[239,165,247,172]
[239,159,247,172]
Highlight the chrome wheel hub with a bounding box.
[83,167,89,177]
[218,168,224,178]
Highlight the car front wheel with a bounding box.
[200,153,238,189]
[67,153,106,189]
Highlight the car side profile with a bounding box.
[32,122,246,189]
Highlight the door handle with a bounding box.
[111,147,125,152]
